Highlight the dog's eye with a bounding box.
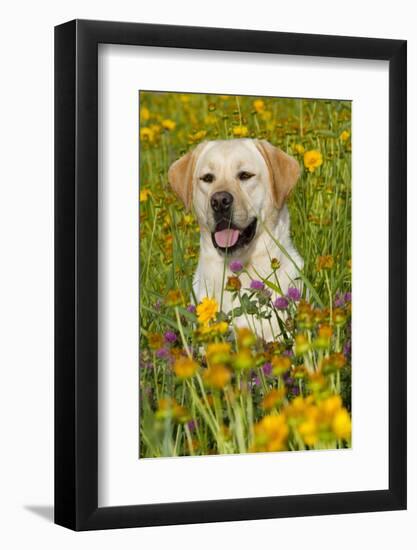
[200,173,215,183]
[238,171,255,181]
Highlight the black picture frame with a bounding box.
[55,19,407,531]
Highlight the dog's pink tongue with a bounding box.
[214,228,239,248]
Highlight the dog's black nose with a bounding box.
[210,191,234,213]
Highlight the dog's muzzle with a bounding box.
[211,217,257,254]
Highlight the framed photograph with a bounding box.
[55,19,407,530]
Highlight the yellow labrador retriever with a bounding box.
[168,139,303,335]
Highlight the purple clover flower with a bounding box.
[262,362,272,376]
[250,280,265,290]
[274,296,289,310]
[292,386,300,396]
[283,349,294,357]
[164,330,177,344]
[156,348,170,359]
[344,292,352,302]
[287,286,301,301]
[343,340,351,357]
[229,260,243,273]
[186,304,196,314]
[334,292,344,308]
[187,419,197,432]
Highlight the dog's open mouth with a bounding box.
[211,218,257,254]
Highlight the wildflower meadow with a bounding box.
[139,92,352,458]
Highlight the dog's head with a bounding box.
[168,139,300,256]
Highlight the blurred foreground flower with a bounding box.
[251,414,289,452]
[203,364,231,389]
[173,356,198,379]
[156,398,190,423]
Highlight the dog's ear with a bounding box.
[168,143,204,211]
[256,140,300,209]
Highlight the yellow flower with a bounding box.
[156,398,190,423]
[260,110,272,121]
[236,327,256,348]
[339,130,350,141]
[150,124,161,135]
[271,355,291,375]
[319,395,342,420]
[304,150,323,172]
[140,127,154,142]
[147,333,164,350]
[261,388,285,410]
[232,350,254,371]
[318,325,332,339]
[165,289,183,307]
[332,408,352,440]
[188,130,207,143]
[295,333,310,356]
[322,353,346,373]
[225,275,241,292]
[162,119,176,131]
[198,321,229,339]
[206,342,232,361]
[204,114,217,125]
[140,106,150,121]
[253,99,265,112]
[293,143,305,155]
[213,321,229,335]
[206,342,232,366]
[298,418,318,446]
[252,414,289,452]
[233,125,249,137]
[271,258,281,270]
[173,356,198,379]
[196,297,218,324]
[314,324,332,349]
[316,255,334,270]
[140,188,152,202]
[286,395,314,418]
[203,364,231,390]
